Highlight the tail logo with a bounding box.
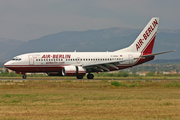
[136,19,158,51]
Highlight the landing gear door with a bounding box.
[29,55,34,65]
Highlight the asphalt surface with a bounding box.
[0,78,179,81]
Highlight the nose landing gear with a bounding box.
[22,75,27,79]
[16,72,26,79]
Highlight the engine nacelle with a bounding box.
[62,66,86,76]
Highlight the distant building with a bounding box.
[162,70,177,75]
[136,71,149,76]
[0,68,6,73]
[162,71,171,74]
[0,68,13,73]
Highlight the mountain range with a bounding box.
[0,27,180,62]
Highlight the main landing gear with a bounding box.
[76,75,84,79]
[87,73,94,79]
[22,75,27,79]
[76,74,94,79]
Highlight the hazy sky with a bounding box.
[0,0,179,41]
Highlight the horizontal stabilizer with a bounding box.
[141,50,175,58]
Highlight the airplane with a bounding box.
[4,17,173,79]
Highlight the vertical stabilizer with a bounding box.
[115,17,159,55]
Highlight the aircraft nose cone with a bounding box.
[4,62,8,66]
[4,61,11,68]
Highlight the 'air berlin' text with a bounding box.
[136,19,158,51]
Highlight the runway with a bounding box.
[0,77,179,82]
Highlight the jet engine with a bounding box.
[62,66,86,76]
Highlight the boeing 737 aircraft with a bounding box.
[4,17,173,79]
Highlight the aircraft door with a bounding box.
[29,55,34,65]
[128,54,133,64]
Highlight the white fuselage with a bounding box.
[4,52,145,73]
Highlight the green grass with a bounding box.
[0,79,180,119]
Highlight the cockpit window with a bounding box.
[12,57,22,61]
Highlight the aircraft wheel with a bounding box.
[76,75,83,79]
[87,74,94,79]
[22,75,27,79]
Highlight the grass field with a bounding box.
[0,79,180,120]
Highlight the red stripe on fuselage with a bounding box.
[4,65,70,73]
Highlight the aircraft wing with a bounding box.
[82,50,174,72]
[82,59,133,72]
[141,50,175,58]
